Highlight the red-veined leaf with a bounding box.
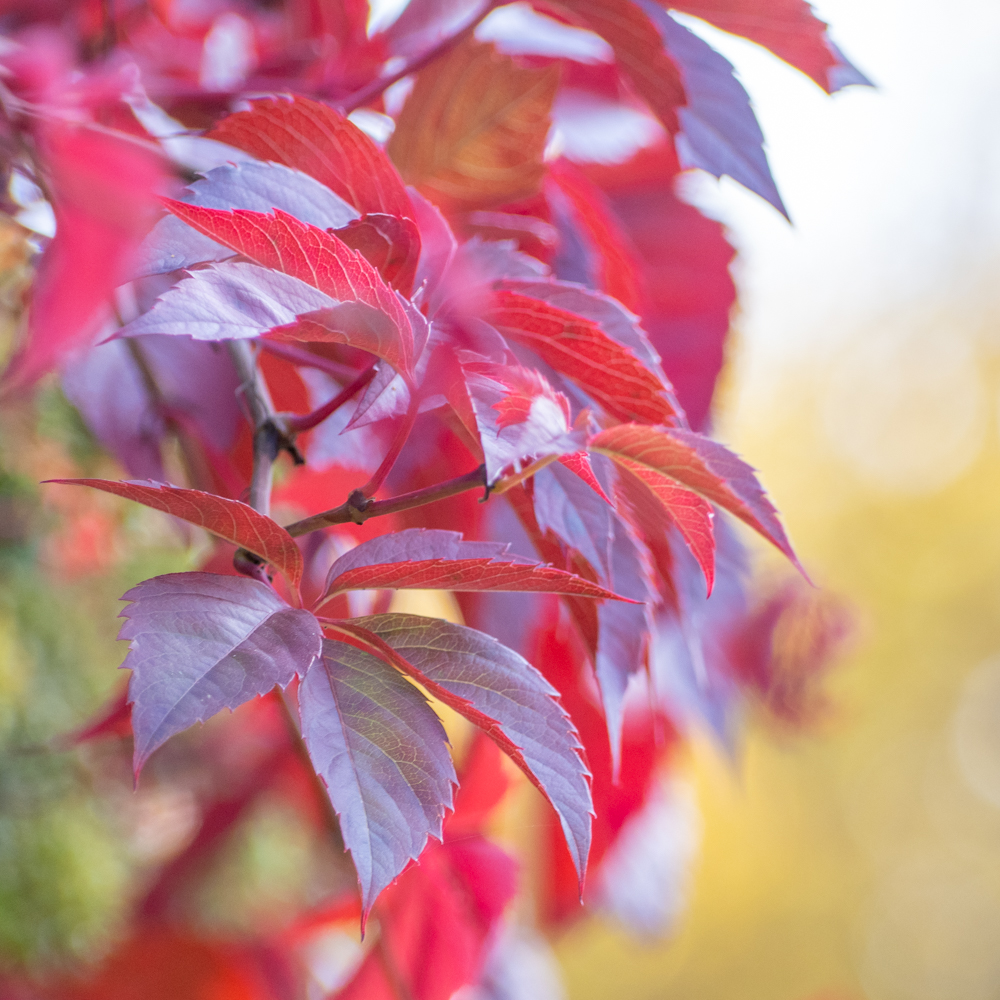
[161,202,414,375]
[119,573,321,775]
[136,159,359,277]
[299,639,455,921]
[332,214,421,297]
[46,479,304,588]
[329,615,593,884]
[314,528,634,612]
[589,423,804,575]
[558,451,613,505]
[205,96,413,218]
[486,290,679,425]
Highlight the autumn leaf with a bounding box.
[206,96,414,218]
[388,39,560,210]
[119,573,322,775]
[46,479,305,588]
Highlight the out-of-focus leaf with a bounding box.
[388,40,559,210]
[639,2,787,217]
[667,0,870,93]
[590,423,803,574]
[546,158,643,311]
[335,837,517,1000]
[333,614,593,884]
[299,639,455,918]
[2,123,166,392]
[486,290,679,425]
[554,0,686,133]
[119,573,321,773]
[47,478,304,587]
[206,96,413,218]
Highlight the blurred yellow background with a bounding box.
[556,0,1000,996]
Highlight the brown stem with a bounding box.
[284,364,376,434]
[227,340,303,517]
[284,464,487,537]
[336,0,499,114]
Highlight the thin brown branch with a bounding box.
[227,340,303,517]
[260,340,360,381]
[284,364,376,433]
[284,464,487,537]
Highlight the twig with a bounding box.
[335,1,499,114]
[284,364,376,434]
[358,396,418,498]
[260,340,360,381]
[284,465,487,537]
[227,340,302,517]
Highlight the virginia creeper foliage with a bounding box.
[0,0,865,995]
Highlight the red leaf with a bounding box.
[336,837,517,1000]
[589,424,804,576]
[558,451,613,505]
[547,158,643,312]
[205,95,413,218]
[314,528,635,610]
[332,213,421,296]
[490,366,570,431]
[46,479,304,588]
[161,201,414,374]
[486,289,679,426]
[670,0,848,93]
[583,141,735,430]
[552,0,686,133]
[2,123,166,392]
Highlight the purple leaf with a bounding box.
[826,39,874,92]
[346,613,592,882]
[594,516,656,774]
[533,458,615,582]
[119,573,322,775]
[639,3,787,218]
[135,160,360,277]
[299,639,455,917]
[119,262,334,341]
[63,335,242,480]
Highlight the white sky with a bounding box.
[680,0,1000,390]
